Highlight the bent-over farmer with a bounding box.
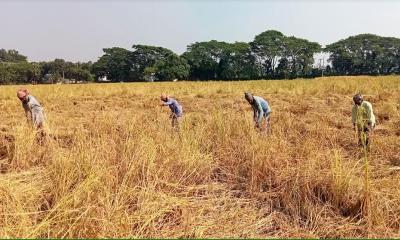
[17,89,46,142]
[352,93,375,147]
[160,93,183,128]
[244,92,271,131]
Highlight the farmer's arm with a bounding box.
[23,103,32,121]
[256,102,264,125]
[366,103,374,128]
[252,105,258,122]
[351,106,357,129]
[161,99,172,106]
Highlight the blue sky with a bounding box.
[1,0,399,62]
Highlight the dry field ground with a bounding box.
[0,76,400,238]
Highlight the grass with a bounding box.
[0,76,400,238]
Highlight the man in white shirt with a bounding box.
[351,93,375,147]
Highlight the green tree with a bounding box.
[218,42,259,80]
[153,54,190,80]
[130,45,175,81]
[0,64,13,84]
[0,49,27,62]
[52,59,67,79]
[66,67,93,82]
[275,57,289,79]
[182,40,230,80]
[92,47,131,81]
[250,30,286,78]
[283,36,321,78]
[0,62,40,84]
[325,34,400,75]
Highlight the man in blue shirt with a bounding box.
[160,93,183,129]
[244,92,271,131]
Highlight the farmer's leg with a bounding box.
[364,127,370,147]
[358,126,368,147]
[261,112,271,132]
[265,112,271,131]
[35,123,46,145]
[33,110,46,144]
[171,114,177,128]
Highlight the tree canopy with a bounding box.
[250,30,321,79]
[0,49,27,62]
[325,34,400,75]
[0,50,93,84]
[2,30,400,84]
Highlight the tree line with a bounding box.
[1,30,400,84]
[0,51,93,84]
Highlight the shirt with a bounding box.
[22,95,43,114]
[352,100,376,128]
[163,98,183,116]
[252,96,271,124]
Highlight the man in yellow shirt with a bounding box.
[351,94,376,147]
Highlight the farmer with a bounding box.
[244,92,271,131]
[160,93,183,128]
[17,89,46,142]
[351,93,375,147]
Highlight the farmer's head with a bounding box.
[353,93,363,106]
[160,93,168,102]
[17,89,29,103]
[244,92,254,104]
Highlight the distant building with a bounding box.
[42,73,58,84]
[61,79,71,84]
[144,73,156,82]
[97,75,111,82]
